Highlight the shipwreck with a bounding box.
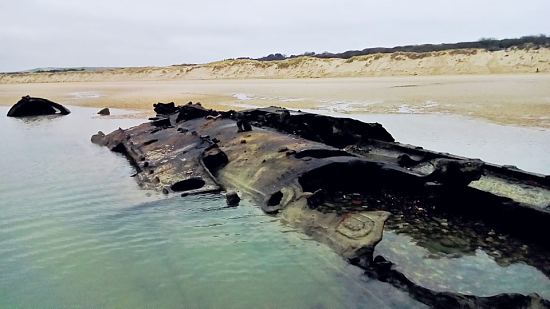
[7,95,71,117]
[89,101,550,308]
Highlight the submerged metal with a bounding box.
[93,102,550,308]
[7,95,71,117]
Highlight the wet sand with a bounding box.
[1,74,550,128]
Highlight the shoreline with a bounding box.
[1,74,549,128]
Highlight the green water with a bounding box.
[0,107,422,308]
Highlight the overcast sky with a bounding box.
[0,0,548,72]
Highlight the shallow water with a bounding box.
[375,231,550,298]
[0,107,423,308]
[321,189,550,300]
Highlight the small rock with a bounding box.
[226,191,240,207]
[240,139,247,144]
[97,107,110,116]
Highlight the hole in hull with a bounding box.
[170,177,206,192]
[267,191,283,206]
[202,147,229,175]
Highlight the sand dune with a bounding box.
[1,48,549,84]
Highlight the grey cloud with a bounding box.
[0,0,549,71]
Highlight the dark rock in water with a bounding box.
[7,95,71,117]
[226,191,240,206]
[97,107,110,116]
[153,102,178,115]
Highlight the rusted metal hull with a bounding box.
[92,103,550,308]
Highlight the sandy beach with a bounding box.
[1,74,549,128]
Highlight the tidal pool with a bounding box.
[0,107,422,308]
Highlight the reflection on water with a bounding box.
[318,189,550,299]
[0,107,422,308]
[376,220,550,298]
[376,231,550,298]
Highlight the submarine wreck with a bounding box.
[88,101,550,308]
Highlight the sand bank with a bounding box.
[1,74,549,128]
